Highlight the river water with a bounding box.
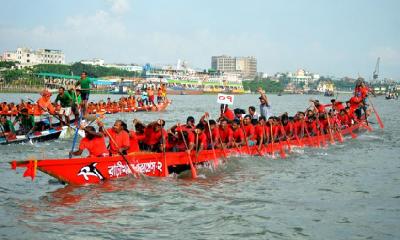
[0,93,399,240]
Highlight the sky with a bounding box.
[0,0,399,79]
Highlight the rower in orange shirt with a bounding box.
[36,90,55,115]
[69,126,109,158]
[98,120,130,155]
[35,90,55,129]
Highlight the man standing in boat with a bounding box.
[258,87,272,119]
[75,71,93,118]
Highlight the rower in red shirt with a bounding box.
[220,104,235,122]
[231,119,245,147]
[70,126,109,157]
[310,99,327,114]
[184,116,196,131]
[142,119,167,152]
[254,116,266,145]
[305,116,318,136]
[194,123,208,152]
[330,99,345,112]
[345,107,358,126]
[200,113,220,149]
[173,124,195,152]
[242,115,256,145]
[98,120,130,155]
[337,109,350,128]
[218,119,233,148]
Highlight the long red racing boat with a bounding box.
[87,99,172,115]
[9,121,372,185]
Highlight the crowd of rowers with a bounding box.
[0,84,170,138]
[69,85,371,158]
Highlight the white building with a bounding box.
[211,55,257,80]
[80,58,105,66]
[107,64,143,72]
[287,69,319,85]
[2,47,65,67]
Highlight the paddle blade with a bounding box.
[350,130,357,139]
[279,146,286,158]
[11,160,17,170]
[371,102,384,129]
[23,160,37,181]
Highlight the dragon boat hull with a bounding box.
[10,122,370,185]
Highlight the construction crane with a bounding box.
[373,57,380,80]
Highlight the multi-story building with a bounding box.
[2,47,65,67]
[211,55,257,80]
[80,58,105,66]
[287,69,319,85]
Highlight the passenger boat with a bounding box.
[10,121,372,185]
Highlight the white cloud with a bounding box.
[107,0,130,15]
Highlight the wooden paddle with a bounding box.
[205,114,219,168]
[178,124,197,178]
[240,119,251,155]
[160,122,169,177]
[102,125,140,179]
[369,99,384,129]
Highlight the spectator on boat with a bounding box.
[258,87,272,119]
[157,87,163,104]
[0,115,16,137]
[13,108,35,135]
[69,126,109,158]
[248,106,260,122]
[161,84,167,102]
[54,87,73,127]
[98,120,130,156]
[141,89,148,105]
[233,108,246,121]
[75,71,93,118]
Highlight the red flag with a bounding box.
[23,160,37,181]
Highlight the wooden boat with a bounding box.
[10,121,372,185]
[1,126,69,145]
